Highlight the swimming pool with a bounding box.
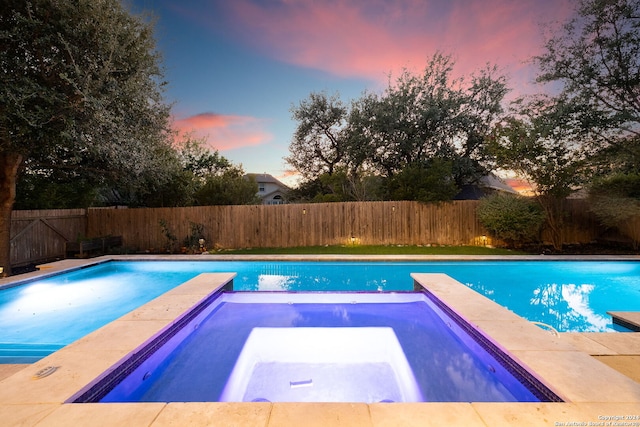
[0,262,200,362]
[1,259,638,362]
[70,290,561,403]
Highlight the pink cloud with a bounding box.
[173,113,272,151]
[219,0,431,81]
[276,169,302,187]
[280,169,299,178]
[205,0,573,90]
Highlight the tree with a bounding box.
[13,135,184,209]
[286,91,381,202]
[286,92,349,180]
[536,0,640,169]
[178,135,233,179]
[129,135,258,208]
[14,159,101,209]
[349,54,463,178]
[287,53,509,203]
[454,64,510,185]
[194,168,259,206]
[495,0,640,250]
[0,0,172,275]
[489,95,588,249]
[139,136,235,208]
[129,138,198,208]
[383,159,459,202]
[349,54,508,185]
[179,136,259,206]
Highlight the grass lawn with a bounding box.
[214,245,527,255]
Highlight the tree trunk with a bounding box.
[538,195,565,251]
[0,152,23,277]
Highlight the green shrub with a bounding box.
[158,219,178,253]
[590,173,640,199]
[184,221,206,252]
[589,174,640,248]
[477,193,545,247]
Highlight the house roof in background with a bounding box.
[246,173,291,190]
[479,174,518,193]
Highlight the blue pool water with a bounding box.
[72,292,561,403]
[1,260,639,362]
[0,263,198,362]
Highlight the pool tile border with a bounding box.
[0,256,639,426]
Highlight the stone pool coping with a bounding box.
[0,255,639,426]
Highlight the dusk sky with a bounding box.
[129,0,575,186]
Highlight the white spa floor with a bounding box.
[0,255,639,426]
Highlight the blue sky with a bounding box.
[129,0,574,186]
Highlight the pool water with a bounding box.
[73,292,561,403]
[0,263,197,362]
[1,259,639,362]
[229,260,640,332]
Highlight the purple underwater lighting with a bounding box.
[71,290,562,404]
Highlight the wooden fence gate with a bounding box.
[10,209,87,267]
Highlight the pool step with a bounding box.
[607,311,640,332]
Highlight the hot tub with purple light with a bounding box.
[70,288,562,403]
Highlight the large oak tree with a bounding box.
[287,53,508,202]
[536,0,640,167]
[0,0,172,275]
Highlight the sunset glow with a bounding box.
[505,178,536,196]
[173,113,272,151]
[214,0,572,85]
[135,0,576,176]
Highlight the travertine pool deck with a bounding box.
[0,255,639,426]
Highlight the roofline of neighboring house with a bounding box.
[478,173,518,194]
[245,173,291,190]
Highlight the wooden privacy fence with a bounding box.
[10,209,87,267]
[8,200,616,266]
[88,201,487,250]
[540,199,603,246]
[86,200,605,252]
